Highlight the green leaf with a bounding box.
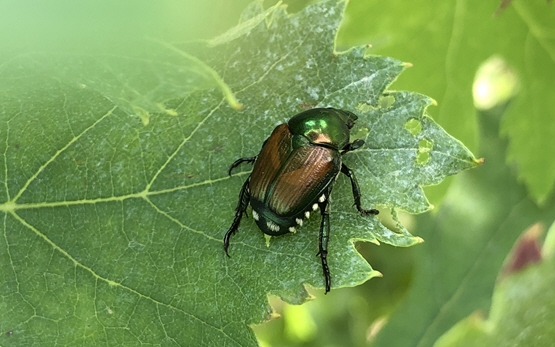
[501,1,555,205]
[0,0,478,345]
[339,0,555,206]
[371,105,555,347]
[435,224,555,347]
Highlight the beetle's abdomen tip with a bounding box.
[252,209,295,236]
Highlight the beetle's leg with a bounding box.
[223,176,251,257]
[228,157,257,176]
[341,164,379,216]
[228,137,271,175]
[316,188,332,294]
[341,139,365,155]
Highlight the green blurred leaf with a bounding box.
[502,1,555,205]
[0,0,477,345]
[435,225,555,347]
[371,105,555,347]
[339,0,555,205]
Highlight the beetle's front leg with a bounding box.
[341,139,365,155]
[340,164,379,216]
[316,188,332,294]
[223,177,251,256]
[228,137,270,176]
[228,157,257,176]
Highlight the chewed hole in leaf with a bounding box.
[378,94,395,109]
[416,138,433,165]
[404,118,422,136]
[419,138,433,151]
[356,102,375,113]
[417,152,430,165]
[356,95,396,113]
[351,126,370,141]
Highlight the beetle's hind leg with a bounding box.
[228,157,257,176]
[223,177,251,257]
[341,164,379,216]
[316,187,333,294]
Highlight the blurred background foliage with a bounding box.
[3,0,553,346]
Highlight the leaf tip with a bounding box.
[475,157,485,166]
[402,62,413,68]
[372,270,384,278]
[429,98,438,107]
[269,312,281,320]
[306,292,317,301]
[415,236,425,244]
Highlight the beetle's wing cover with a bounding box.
[249,124,293,202]
[268,146,340,216]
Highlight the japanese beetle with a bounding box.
[224,108,379,293]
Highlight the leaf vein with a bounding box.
[146,99,225,192]
[10,210,240,345]
[11,105,118,203]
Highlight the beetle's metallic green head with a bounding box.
[333,109,358,129]
[287,108,358,149]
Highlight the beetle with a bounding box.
[223,108,379,293]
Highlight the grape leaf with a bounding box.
[371,106,555,347]
[0,0,478,345]
[338,0,555,205]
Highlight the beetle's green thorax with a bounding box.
[288,108,357,149]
